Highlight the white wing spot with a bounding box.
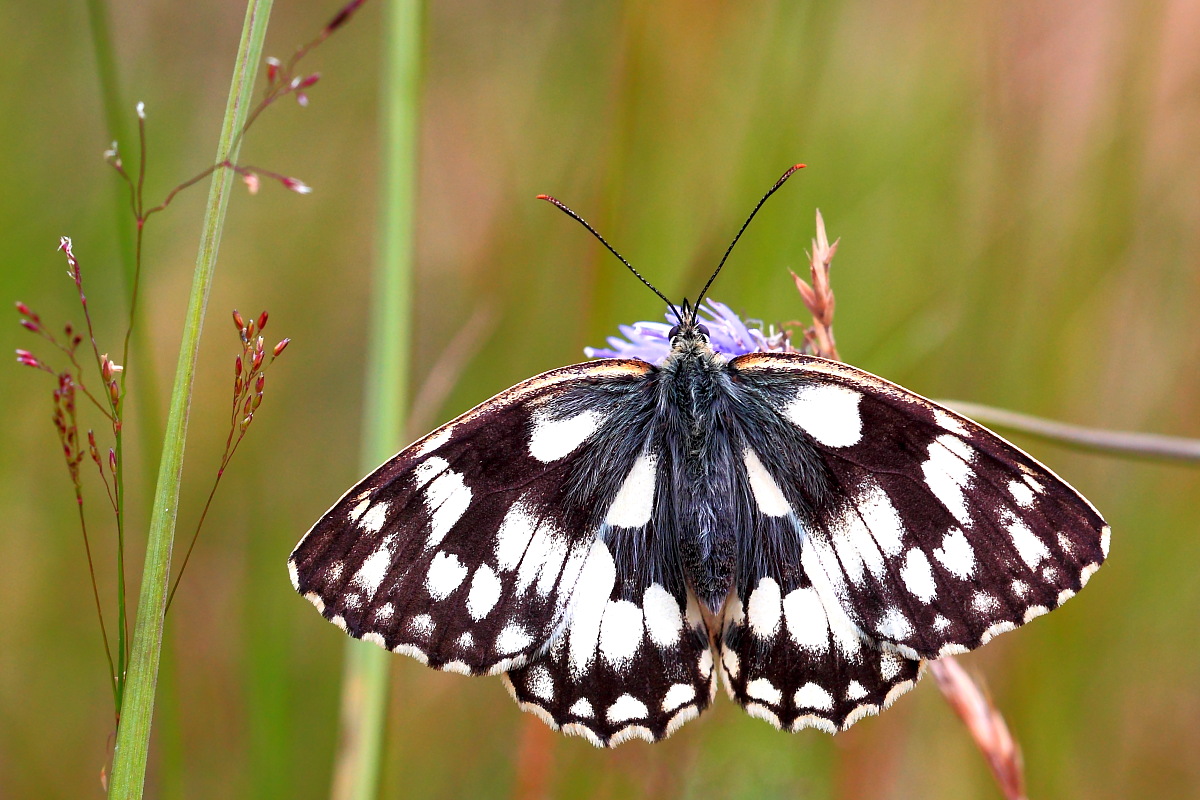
[972,591,1000,613]
[534,532,570,598]
[352,546,393,596]
[606,694,648,723]
[529,409,602,463]
[1023,473,1045,494]
[1101,525,1111,557]
[524,665,554,701]
[662,683,696,712]
[495,499,537,571]
[900,548,937,603]
[424,469,472,549]
[785,383,864,447]
[413,456,448,487]
[1011,579,1030,598]
[746,678,782,705]
[605,451,657,528]
[409,613,433,637]
[856,477,906,557]
[922,435,974,525]
[743,448,792,516]
[794,682,834,710]
[934,408,970,436]
[845,681,868,701]
[425,551,468,600]
[599,600,644,666]
[880,651,903,679]
[782,587,830,654]
[642,584,683,647]
[496,622,532,653]
[516,518,566,594]
[374,602,394,622]
[934,528,976,579]
[830,504,885,583]
[1006,514,1050,568]
[567,541,617,678]
[466,564,502,620]
[349,497,371,523]
[875,608,913,640]
[456,632,474,648]
[932,614,951,632]
[747,578,783,639]
[360,502,390,534]
[1008,479,1036,508]
[568,698,594,718]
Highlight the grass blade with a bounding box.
[106,2,274,796]
[330,1,422,797]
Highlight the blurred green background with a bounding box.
[3,1,1198,797]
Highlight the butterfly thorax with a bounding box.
[657,324,741,612]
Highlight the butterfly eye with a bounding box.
[697,324,711,337]
[668,325,681,338]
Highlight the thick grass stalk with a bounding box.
[331,1,422,798]
[106,2,274,797]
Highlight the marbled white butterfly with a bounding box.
[289,167,1109,747]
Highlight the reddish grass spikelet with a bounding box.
[281,176,312,195]
[16,349,41,368]
[166,309,291,610]
[790,209,840,360]
[930,658,1027,800]
[326,0,368,34]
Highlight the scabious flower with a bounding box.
[585,299,792,364]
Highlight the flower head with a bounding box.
[585,299,792,364]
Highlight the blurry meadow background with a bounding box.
[3,0,1200,797]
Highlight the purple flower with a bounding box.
[585,299,792,364]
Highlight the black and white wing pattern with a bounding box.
[289,360,654,676]
[290,358,716,745]
[716,352,1109,733]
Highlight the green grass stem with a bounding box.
[330,1,422,798]
[106,2,274,796]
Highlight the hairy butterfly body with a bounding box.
[290,168,1108,746]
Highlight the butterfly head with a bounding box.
[666,299,715,354]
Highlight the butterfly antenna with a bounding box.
[691,164,806,322]
[537,194,682,322]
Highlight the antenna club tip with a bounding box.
[794,163,806,170]
[535,194,551,201]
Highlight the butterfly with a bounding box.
[289,166,1109,747]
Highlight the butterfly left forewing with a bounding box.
[289,359,653,675]
[728,352,1109,663]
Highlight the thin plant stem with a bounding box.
[939,400,1200,464]
[76,492,119,707]
[331,1,421,797]
[106,2,274,796]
